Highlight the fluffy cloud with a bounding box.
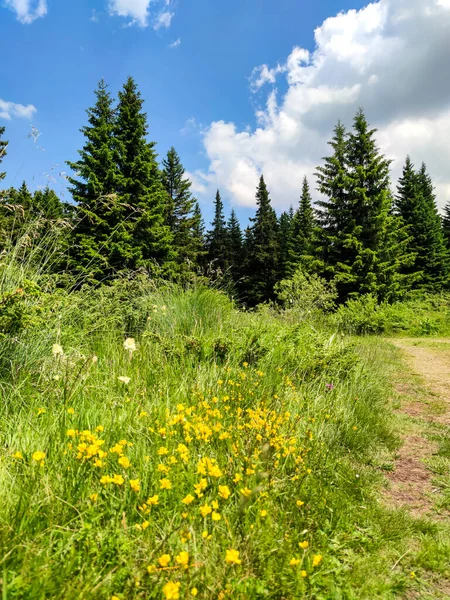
[153,10,174,29]
[193,0,450,210]
[4,0,47,24]
[108,0,175,28]
[0,99,37,121]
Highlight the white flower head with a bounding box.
[118,376,131,385]
[52,343,64,357]
[123,337,137,352]
[92,355,98,364]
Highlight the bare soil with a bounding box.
[385,339,450,517]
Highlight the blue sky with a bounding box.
[2,0,450,225]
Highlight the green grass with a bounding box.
[1,276,450,599]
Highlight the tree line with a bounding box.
[1,77,450,306]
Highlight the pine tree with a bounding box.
[244,175,280,305]
[315,121,350,281]
[0,126,7,183]
[416,163,448,289]
[278,208,293,279]
[442,202,450,250]
[226,209,243,283]
[33,187,65,219]
[287,176,315,275]
[66,79,119,279]
[114,77,175,275]
[317,111,413,301]
[161,147,199,272]
[206,190,228,271]
[395,158,448,289]
[191,201,207,269]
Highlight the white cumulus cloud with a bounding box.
[193,0,450,210]
[108,0,176,28]
[0,99,37,121]
[4,0,47,24]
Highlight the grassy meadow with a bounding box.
[1,257,450,599]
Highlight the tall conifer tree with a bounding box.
[316,111,412,300]
[244,175,280,305]
[278,208,293,279]
[161,147,199,271]
[67,79,119,279]
[287,176,315,275]
[114,77,174,274]
[395,158,448,289]
[206,190,228,271]
[442,202,450,250]
[226,209,243,283]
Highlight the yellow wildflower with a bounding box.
[218,485,231,500]
[260,509,268,518]
[296,500,305,508]
[182,494,195,505]
[118,456,131,469]
[96,425,104,432]
[158,446,169,455]
[100,475,112,485]
[158,554,171,567]
[67,429,77,438]
[162,582,180,600]
[32,451,45,463]
[130,479,140,492]
[312,554,323,567]
[199,504,212,517]
[113,474,124,485]
[225,549,241,565]
[37,408,46,416]
[301,570,308,578]
[160,478,172,490]
[90,493,98,503]
[191,589,198,597]
[290,558,301,567]
[141,520,150,530]
[147,495,159,505]
[240,487,251,498]
[233,473,243,484]
[13,451,23,459]
[212,511,221,521]
[175,551,189,568]
[299,541,309,550]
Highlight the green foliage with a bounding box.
[275,267,337,321]
[243,176,280,305]
[316,111,414,303]
[226,209,243,285]
[335,293,450,336]
[161,147,201,277]
[395,157,449,290]
[287,177,315,275]
[206,190,228,273]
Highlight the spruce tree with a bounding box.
[206,190,228,271]
[245,175,280,305]
[114,77,174,275]
[66,79,119,279]
[278,208,293,279]
[191,201,207,270]
[442,202,450,250]
[161,147,199,272]
[317,111,413,301]
[287,176,315,275]
[315,121,350,282]
[395,158,448,289]
[33,187,65,219]
[226,209,243,283]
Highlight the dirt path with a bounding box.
[386,339,450,517]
